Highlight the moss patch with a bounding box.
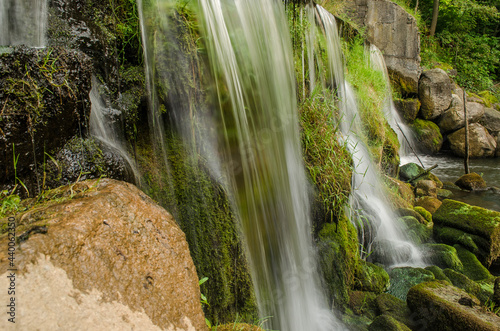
[411,119,443,154]
[387,267,435,301]
[454,244,493,281]
[422,244,463,272]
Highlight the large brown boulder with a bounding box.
[407,281,500,330]
[433,199,500,267]
[419,69,453,120]
[448,123,497,158]
[0,179,207,330]
[480,107,500,133]
[438,99,485,133]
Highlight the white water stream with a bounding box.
[0,0,47,47]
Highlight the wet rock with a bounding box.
[455,172,487,191]
[413,206,432,224]
[374,293,411,326]
[433,199,500,267]
[438,99,485,133]
[422,244,463,272]
[399,163,424,181]
[348,291,378,319]
[448,123,497,158]
[0,179,208,330]
[437,188,453,199]
[410,119,443,154]
[0,46,92,194]
[479,107,500,133]
[418,69,453,120]
[393,98,420,122]
[399,216,432,244]
[454,245,493,282]
[387,267,435,301]
[407,281,500,330]
[415,179,437,198]
[414,196,442,214]
[442,269,490,303]
[396,207,427,224]
[425,265,451,282]
[385,176,415,209]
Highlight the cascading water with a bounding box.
[197,1,342,329]
[311,5,423,267]
[0,0,47,47]
[369,44,418,157]
[89,78,141,184]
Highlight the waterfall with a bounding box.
[89,78,141,184]
[0,0,47,47]
[198,0,342,329]
[312,5,423,267]
[369,44,418,157]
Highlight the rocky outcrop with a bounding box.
[418,69,452,120]
[433,199,500,267]
[345,0,421,95]
[0,179,207,331]
[407,281,500,330]
[0,46,92,194]
[448,123,497,158]
[393,98,420,122]
[438,99,485,133]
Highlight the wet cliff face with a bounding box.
[0,178,208,331]
[0,46,93,195]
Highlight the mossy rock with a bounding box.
[407,281,500,330]
[318,219,360,309]
[422,244,463,272]
[425,266,451,282]
[443,269,490,303]
[348,291,378,319]
[215,324,264,331]
[384,176,415,209]
[368,315,411,331]
[455,173,488,191]
[399,216,432,244]
[437,188,453,199]
[387,267,435,301]
[413,206,432,223]
[374,293,411,326]
[411,119,443,154]
[433,199,500,267]
[396,208,427,224]
[415,196,442,214]
[393,98,420,123]
[354,261,390,294]
[399,163,424,182]
[454,245,493,281]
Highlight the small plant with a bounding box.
[198,276,212,328]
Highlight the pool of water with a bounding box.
[401,154,500,212]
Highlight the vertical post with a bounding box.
[463,90,470,174]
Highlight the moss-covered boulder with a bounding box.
[414,206,432,223]
[399,163,424,182]
[375,293,411,326]
[415,196,442,214]
[455,173,488,191]
[354,261,390,294]
[396,207,427,224]
[318,220,360,309]
[393,98,420,123]
[384,176,415,209]
[425,266,451,282]
[411,119,443,154]
[422,244,463,272]
[387,267,435,301]
[443,269,490,303]
[399,216,432,244]
[454,245,493,281]
[437,188,453,199]
[433,199,500,267]
[368,315,411,331]
[407,281,500,330]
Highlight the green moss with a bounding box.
[433,226,483,255]
[354,260,390,294]
[348,290,378,319]
[425,266,451,282]
[387,267,435,301]
[422,244,463,272]
[399,216,432,244]
[414,206,432,223]
[368,315,411,331]
[443,268,488,302]
[375,293,411,326]
[411,119,443,154]
[137,135,257,325]
[454,245,493,281]
[318,219,361,309]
